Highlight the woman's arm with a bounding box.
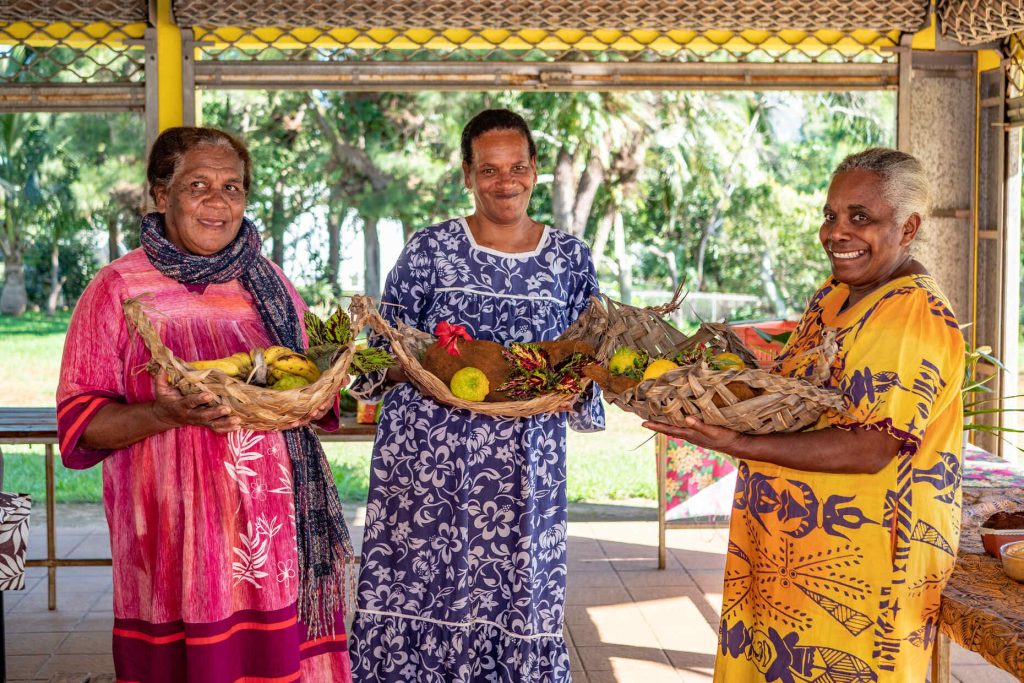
[643,417,902,475]
[80,373,241,450]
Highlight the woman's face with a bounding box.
[152,145,247,256]
[819,168,919,290]
[462,129,537,227]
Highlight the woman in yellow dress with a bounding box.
[646,148,964,682]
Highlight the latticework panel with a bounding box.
[940,0,1024,45]
[175,1,929,33]
[0,0,146,24]
[1007,33,1024,98]
[193,26,903,65]
[0,21,146,84]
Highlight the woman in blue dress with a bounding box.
[349,109,604,681]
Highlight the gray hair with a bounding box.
[147,127,252,202]
[832,147,929,227]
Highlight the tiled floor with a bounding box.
[4,503,1015,682]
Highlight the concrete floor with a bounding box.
[3,503,1015,682]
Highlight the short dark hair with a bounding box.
[460,109,537,165]
[147,126,252,202]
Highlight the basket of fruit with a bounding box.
[123,297,395,431]
[356,295,598,417]
[577,293,844,434]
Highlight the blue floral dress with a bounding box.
[349,217,604,682]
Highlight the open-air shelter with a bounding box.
[1,1,1024,681]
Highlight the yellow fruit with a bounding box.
[450,367,489,402]
[609,347,641,375]
[270,374,311,391]
[259,346,294,365]
[269,353,321,383]
[642,359,680,381]
[189,357,246,377]
[712,352,746,371]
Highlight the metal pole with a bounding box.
[181,28,196,126]
[44,444,55,611]
[656,434,666,570]
[897,44,913,151]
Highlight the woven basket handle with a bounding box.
[644,282,686,316]
[811,327,839,386]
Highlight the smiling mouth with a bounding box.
[831,249,866,261]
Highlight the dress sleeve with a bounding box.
[566,240,605,434]
[349,229,436,401]
[830,287,964,454]
[56,267,130,469]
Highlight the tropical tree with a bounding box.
[0,113,49,315]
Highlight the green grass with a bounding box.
[0,311,657,505]
[0,311,70,406]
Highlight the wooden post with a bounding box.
[931,632,951,683]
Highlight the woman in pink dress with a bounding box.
[56,127,353,682]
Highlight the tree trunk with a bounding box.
[571,154,604,238]
[647,245,678,288]
[551,147,575,233]
[591,203,615,271]
[0,254,27,316]
[363,216,381,301]
[107,216,120,262]
[612,211,632,305]
[46,240,65,316]
[270,180,286,266]
[759,250,789,317]
[326,186,343,295]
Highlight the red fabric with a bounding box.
[730,319,799,365]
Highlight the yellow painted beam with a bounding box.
[910,13,936,50]
[192,25,898,58]
[156,0,182,130]
[978,49,1002,72]
[0,20,144,48]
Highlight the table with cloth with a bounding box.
[936,445,1024,680]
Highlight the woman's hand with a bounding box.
[278,377,349,431]
[643,415,901,475]
[80,372,241,450]
[151,372,241,433]
[642,416,744,454]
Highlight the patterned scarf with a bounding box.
[140,212,354,638]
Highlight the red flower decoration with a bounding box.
[434,321,472,356]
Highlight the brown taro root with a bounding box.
[583,365,640,395]
[534,340,596,367]
[421,339,512,402]
[710,381,759,407]
[982,511,1024,530]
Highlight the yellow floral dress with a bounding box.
[714,274,964,683]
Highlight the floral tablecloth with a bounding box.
[940,489,1024,679]
[660,437,736,524]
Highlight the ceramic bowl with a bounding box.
[1001,541,1024,582]
[980,527,1024,558]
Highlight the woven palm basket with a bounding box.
[123,297,360,431]
[356,295,596,417]
[573,292,845,435]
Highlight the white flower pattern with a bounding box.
[349,218,604,681]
